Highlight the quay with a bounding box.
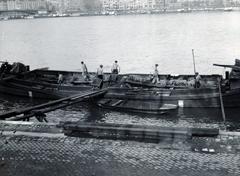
[0,59,240,175]
[0,121,240,176]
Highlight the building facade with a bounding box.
[0,0,8,10]
[100,0,181,11]
[100,0,240,11]
[1,0,240,12]
[0,0,47,11]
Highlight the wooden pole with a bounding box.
[192,49,196,75]
[218,79,226,123]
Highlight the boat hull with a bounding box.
[0,79,92,99]
[1,68,240,114]
[0,68,98,99]
[97,87,240,109]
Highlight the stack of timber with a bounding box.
[61,122,219,143]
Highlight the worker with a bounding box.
[111,60,120,74]
[152,64,159,84]
[96,65,104,89]
[97,65,104,80]
[58,73,63,84]
[195,72,201,88]
[57,73,63,90]
[81,61,89,80]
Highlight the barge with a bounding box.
[1,60,240,114]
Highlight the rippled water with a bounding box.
[0,12,240,130]
[0,94,239,131]
[1,12,240,74]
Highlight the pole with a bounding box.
[192,49,196,75]
[218,79,226,123]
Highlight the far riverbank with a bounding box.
[1,7,240,21]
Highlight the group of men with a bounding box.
[151,63,201,88]
[80,60,201,88]
[81,60,120,81]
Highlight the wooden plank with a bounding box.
[190,128,219,137]
[111,100,123,106]
[213,64,240,71]
[62,122,220,142]
[0,89,107,120]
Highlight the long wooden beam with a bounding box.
[213,64,240,71]
[61,122,219,143]
[0,89,107,120]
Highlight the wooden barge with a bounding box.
[97,59,240,110]
[1,60,240,114]
[0,65,95,99]
[98,74,240,109]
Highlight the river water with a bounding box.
[0,12,240,130]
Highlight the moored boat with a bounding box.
[0,62,98,99]
[97,59,240,110]
[223,7,233,12]
[1,60,240,114]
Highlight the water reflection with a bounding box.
[0,94,239,131]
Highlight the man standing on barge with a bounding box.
[96,64,104,89]
[111,60,120,74]
[152,64,159,84]
[97,64,104,80]
[195,72,201,88]
[81,61,89,80]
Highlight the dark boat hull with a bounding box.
[0,68,99,99]
[97,87,240,108]
[1,69,240,113]
[0,78,92,99]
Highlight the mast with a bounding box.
[192,49,196,75]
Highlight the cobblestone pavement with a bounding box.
[0,122,240,176]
